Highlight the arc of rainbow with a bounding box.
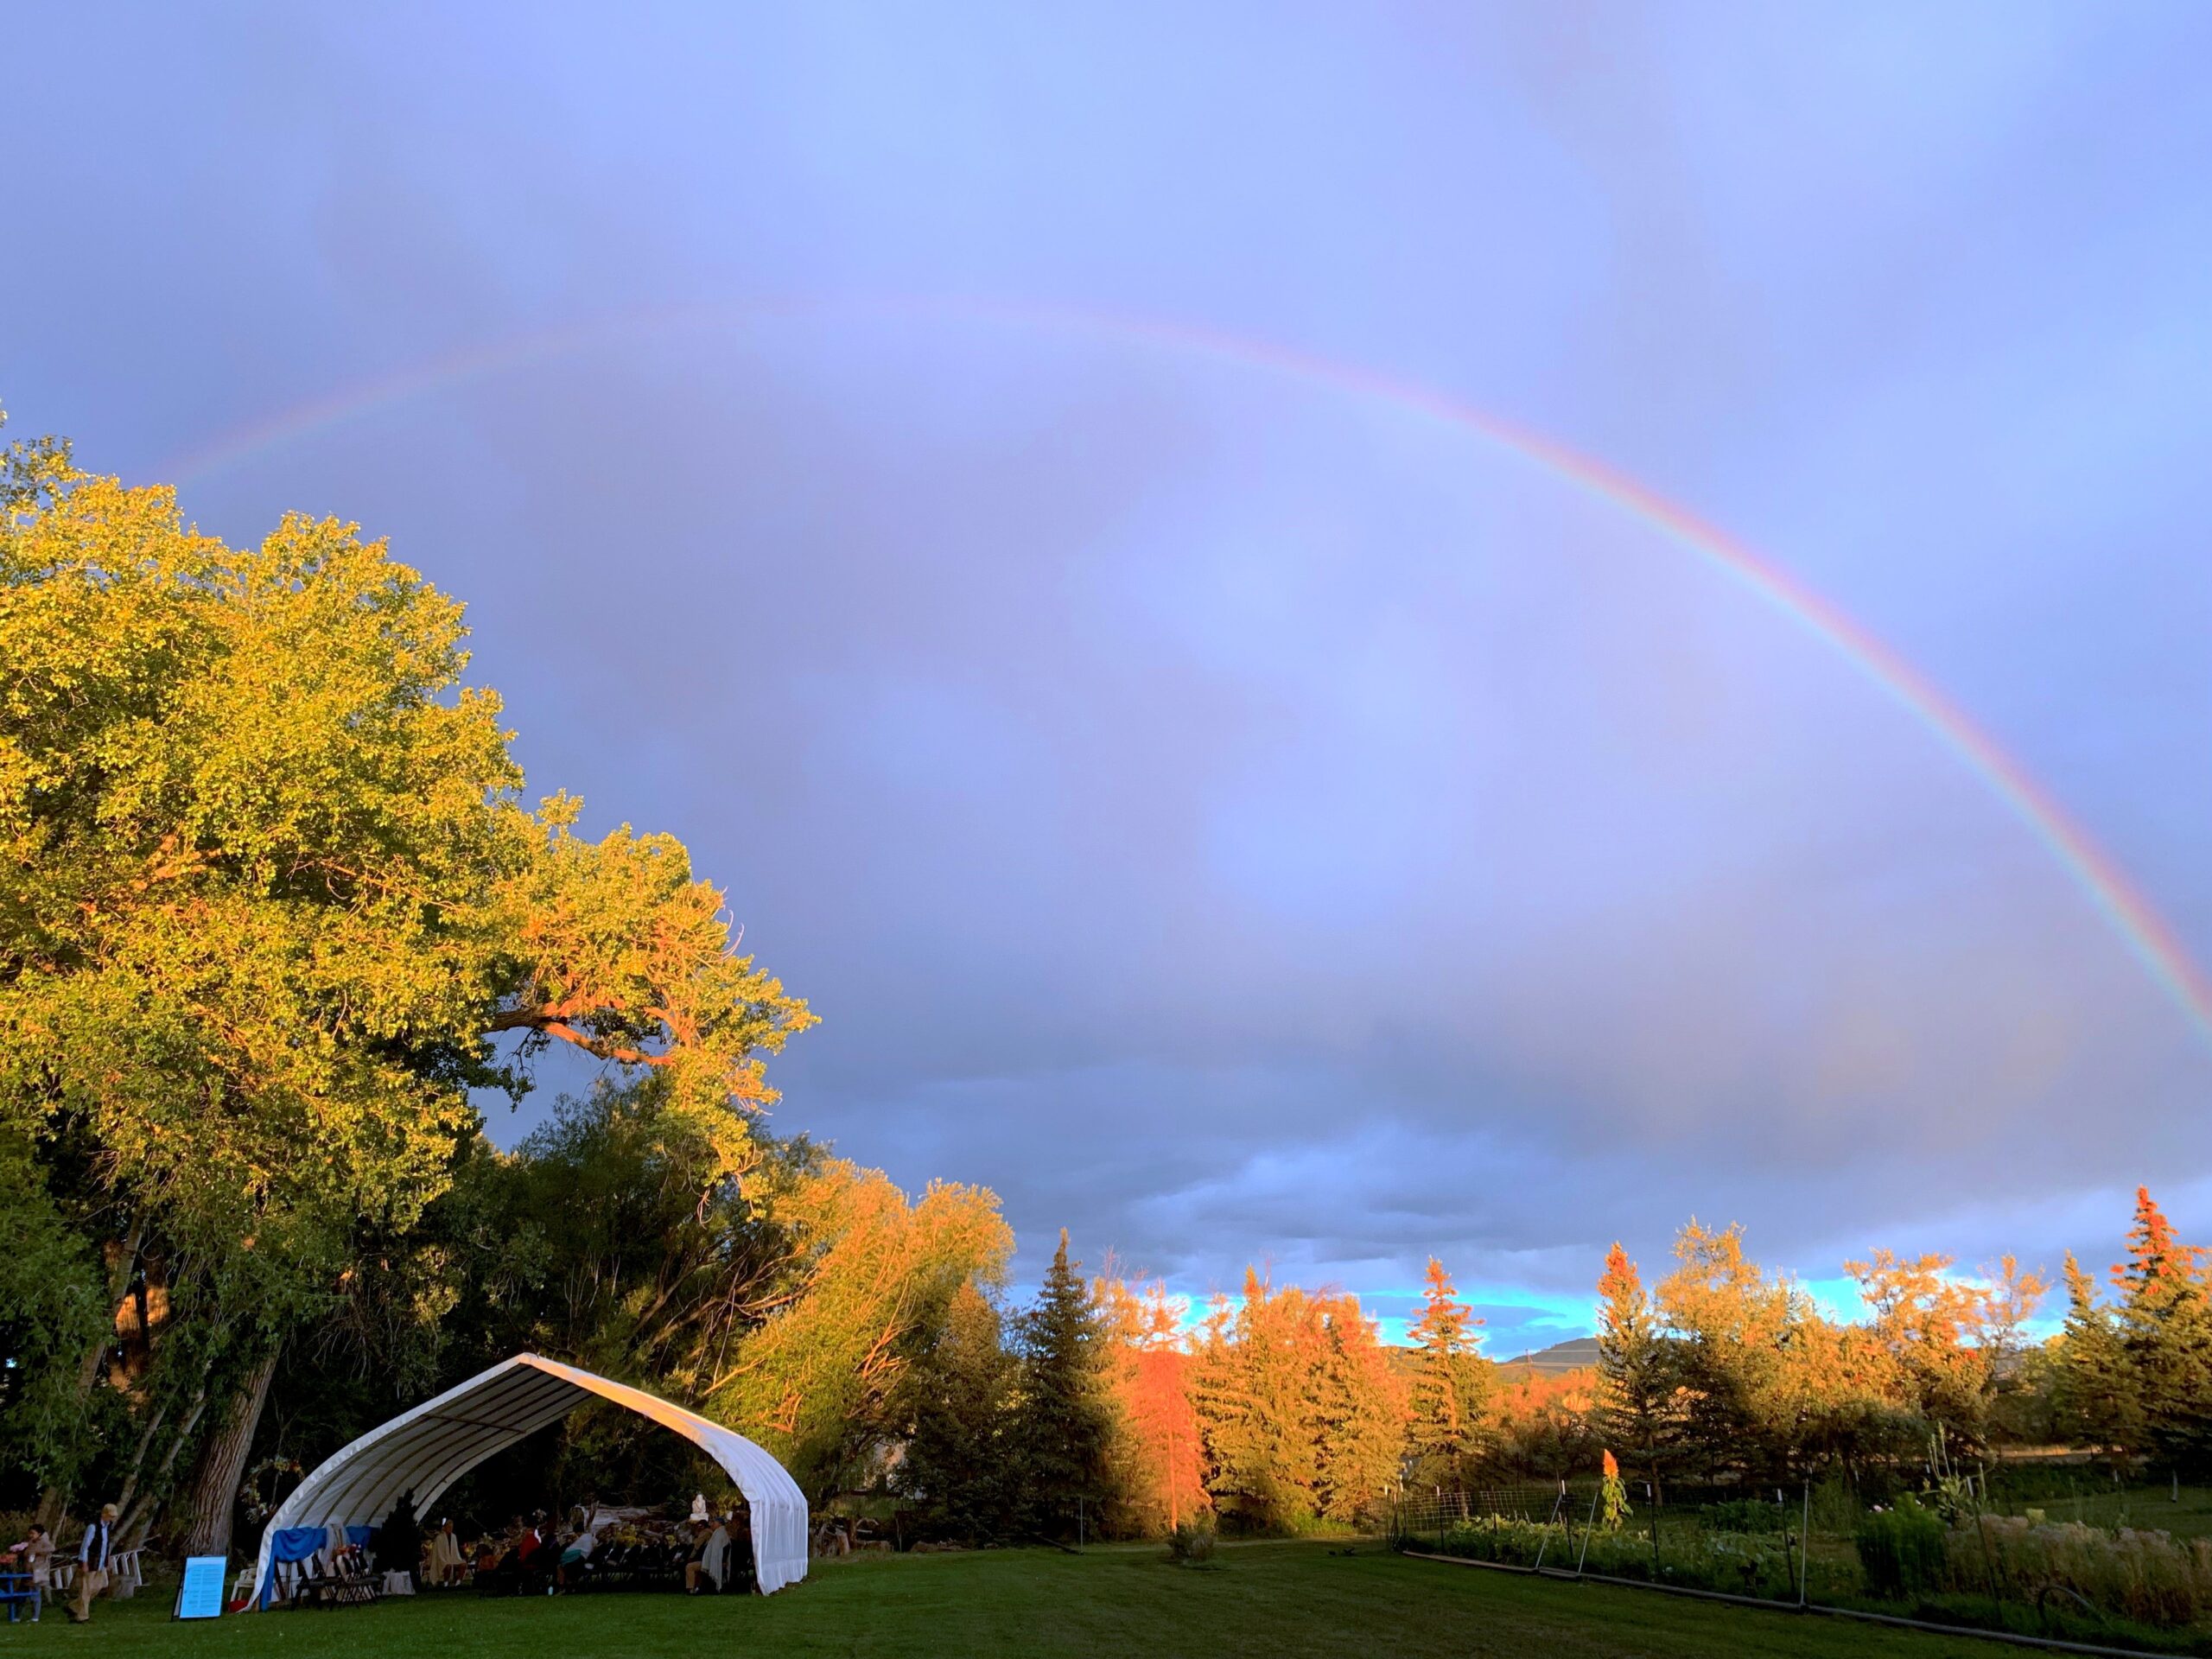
[156,296,2212,1051]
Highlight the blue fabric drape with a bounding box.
[258,1527,328,1608]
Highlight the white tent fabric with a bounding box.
[251,1353,809,1603]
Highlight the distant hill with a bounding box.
[1493,1336,1599,1375]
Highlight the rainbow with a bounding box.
[158,296,2212,1049]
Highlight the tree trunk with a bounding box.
[183,1352,278,1560]
[117,1391,206,1549]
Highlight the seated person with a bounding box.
[683,1523,714,1594]
[429,1520,467,1588]
[473,1535,515,1596]
[555,1526,596,1589]
[698,1518,731,1592]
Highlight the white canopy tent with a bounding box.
[251,1353,808,1603]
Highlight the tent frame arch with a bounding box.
[251,1353,808,1604]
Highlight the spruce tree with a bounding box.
[897,1281,1018,1541]
[1312,1293,1411,1525]
[1595,1242,1674,1494]
[2057,1249,2140,1459]
[2109,1188,2212,1476]
[1407,1258,1485,1490]
[1012,1230,1112,1538]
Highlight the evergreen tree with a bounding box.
[1011,1230,1112,1538]
[2109,1188,2212,1475]
[1189,1271,1408,1532]
[1311,1293,1408,1525]
[2115,1185,2191,1299]
[1407,1258,1485,1490]
[1595,1242,1673,1492]
[896,1281,1018,1541]
[2056,1250,2140,1460]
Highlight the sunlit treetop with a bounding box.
[0,418,812,1284]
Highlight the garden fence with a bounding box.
[1392,1464,2212,1656]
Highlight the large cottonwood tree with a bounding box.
[0,423,812,1548]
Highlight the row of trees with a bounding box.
[890,1188,2211,1544]
[1593,1225,2048,1490]
[895,1254,1485,1539]
[1589,1188,2212,1494]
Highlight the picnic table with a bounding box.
[0,1569,38,1624]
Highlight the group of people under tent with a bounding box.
[410,1494,753,1597]
[3,1502,122,1624]
[2,1492,756,1622]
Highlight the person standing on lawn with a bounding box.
[69,1504,117,1624]
[4,1522,54,1620]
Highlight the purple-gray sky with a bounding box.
[7,3,2210,1349]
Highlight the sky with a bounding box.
[6,3,2210,1352]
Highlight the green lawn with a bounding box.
[11,1539,2012,1657]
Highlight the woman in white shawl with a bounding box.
[429,1520,467,1587]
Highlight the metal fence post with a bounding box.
[1797,1479,1810,1608]
[1532,1488,1567,1573]
[1573,1480,1601,1575]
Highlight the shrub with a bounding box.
[1854,1495,1948,1599]
[1166,1522,1217,1565]
[1423,1515,1798,1601]
[1700,1497,1789,1536]
[1958,1516,2212,1630]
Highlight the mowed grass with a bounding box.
[20,1539,2003,1657]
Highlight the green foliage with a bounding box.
[1599,1470,1630,1531]
[1961,1515,2212,1628]
[260,1074,1009,1516]
[0,432,810,1529]
[1700,1497,1786,1535]
[896,1282,1019,1541]
[1424,1513,1800,1600]
[0,1134,107,1498]
[709,1155,1010,1497]
[1192,1273,1408,1535]
[1853,1494,1948,1599]
[2053,1188,2212,1479]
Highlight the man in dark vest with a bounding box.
[69,1503,117,1624]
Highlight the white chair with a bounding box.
[108,1548,143,1599]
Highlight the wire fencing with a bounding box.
[1392,1470,2212,1656]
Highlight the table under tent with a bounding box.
[250,1353,809,1608]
